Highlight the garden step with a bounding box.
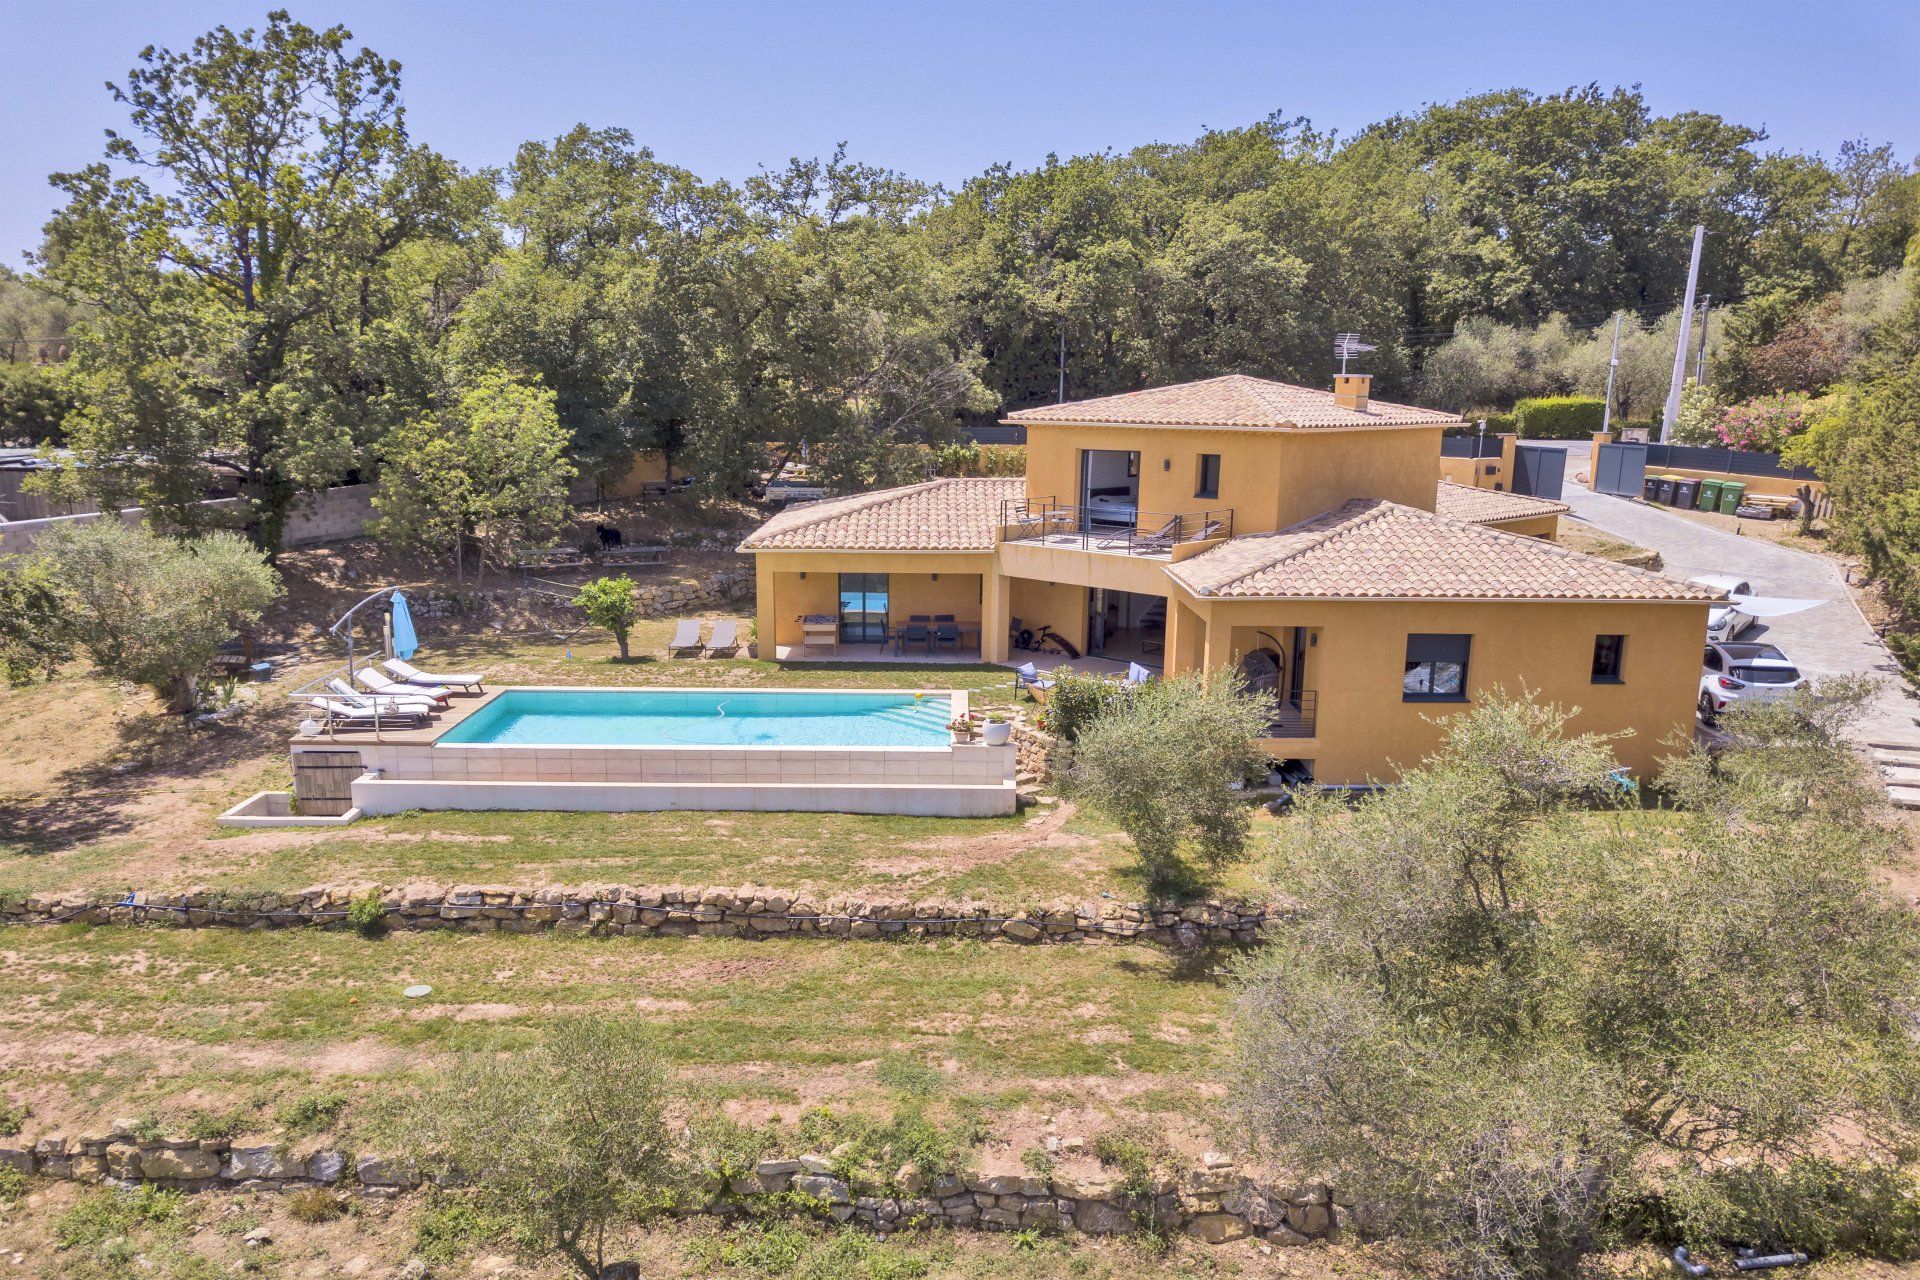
[1879,765,1920,786]
[1886,785,1920,811]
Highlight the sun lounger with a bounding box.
[1015,661,1055,703]
[327,678,437,716]
[706,620,740,658]
[301,696,430,731]
[668,619,706,657]
[354,666,450,705]
[382,658,484,693]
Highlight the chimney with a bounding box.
[1333,373,1371,412]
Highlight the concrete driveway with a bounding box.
[1545,456,1920,757]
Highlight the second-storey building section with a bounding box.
[741,373,1712,784]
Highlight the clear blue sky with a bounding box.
[4,0,1917,267]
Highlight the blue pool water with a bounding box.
[437,689,954,748]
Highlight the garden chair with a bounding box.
[706,620,741,658]
[354,665,451,705]
[1014,661,1055,703]
[382,658,485,693]
[668,619,706,657]
[894,619,932,654]
[326,678,437,716]
[933,621,961,653]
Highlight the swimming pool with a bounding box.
[437,688,955,748]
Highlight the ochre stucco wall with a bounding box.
[1173,589,1707,784]
[1477,512,1562,541]
[755,552,994,647]
[1009,578,1090,653]
[1024,422,1448,537]
[1272,427,1443,528]
[605,451,679,498]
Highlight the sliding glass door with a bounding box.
[838,573,890,644]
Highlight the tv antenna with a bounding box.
[1334,333,1376,374]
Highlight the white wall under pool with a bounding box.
[302,687,1017,818]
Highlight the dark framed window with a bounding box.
[1403,633,1470,701]
[1196,453,1221,500]
[837,573,889,644]
[1592,634,1626,683]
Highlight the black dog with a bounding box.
[595,524,624,548]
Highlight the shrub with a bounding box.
[275,1091,346,1136]
[286,1186,346,1224]
[1466,408,1519,435]
[1232,688,1920,1280]
[0,1094,25,1136]
[575,575,643,660]
[1512,395,1605,439]
[408,1019,682,1280]
[0,1164,26,1204]
[795,1104,977,1191]
[346,893,388,938]
[414,1192,508,1264]
[1062,669,1275,889]
[1716,393,1813,452]
[55,1183,182,1249]
[1040,671,1130,742]
[185,1105,252,1141]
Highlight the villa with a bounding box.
[742,373,1717,783]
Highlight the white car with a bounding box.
[1687,574,1755,641]
[1699,640,1806,717]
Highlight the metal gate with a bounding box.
[1511,445,1567,500]
[1591,443,1648,497]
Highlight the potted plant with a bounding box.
[981,713,1012,746]
[947,717,977,743]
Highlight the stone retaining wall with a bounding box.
[0,1132,1341,1247]
[1,882,1281,948]
[409,567,755,624]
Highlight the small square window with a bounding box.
[1403,633,1470,702]
[1592,634,1625,683]
[1196,454,1221,500]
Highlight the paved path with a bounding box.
[1554,467,1920,752]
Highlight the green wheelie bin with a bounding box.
[1718,481,1747,514]
[1697,478,1724,511]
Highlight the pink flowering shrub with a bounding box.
[1716,394,1812,453]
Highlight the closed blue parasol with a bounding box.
[389,591,419,660]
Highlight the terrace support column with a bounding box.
[981,571,1011,663]
[755,558,778,659]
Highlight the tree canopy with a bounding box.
[19,15,1919,512]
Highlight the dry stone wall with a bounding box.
[408,567,755,624]
[1,881,1280,948]
[0,1131,1343,1247]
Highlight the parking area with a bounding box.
[1551,461,1920,758]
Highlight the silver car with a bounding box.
[1687,574,1755,641]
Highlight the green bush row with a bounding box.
[1513,396,1607,439]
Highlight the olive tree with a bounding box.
[409,1020,682,1280]
[29,521,280,713]
[1063,668,1274,889]
[1231,689,1920,1279]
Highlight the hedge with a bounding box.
[1512,396,1606,439]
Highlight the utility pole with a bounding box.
[1661,224,1705,442]
[1600,313,1622,434]
[1692,295,1712,385]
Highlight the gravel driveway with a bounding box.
[1540,449,1920,755]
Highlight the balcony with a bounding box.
[1263,691,1317,739]
[998,499,1234,558]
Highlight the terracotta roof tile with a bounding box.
[739,477,1022,551]
[1167,500,1718,602]
[1433,481,1569,525]
[1004,374,1460,431]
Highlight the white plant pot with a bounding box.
[982,721,1012,746]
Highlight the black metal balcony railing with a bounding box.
[1263,691,1317,739]
[998,498,1234,556]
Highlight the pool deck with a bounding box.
[293,685,501,746]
